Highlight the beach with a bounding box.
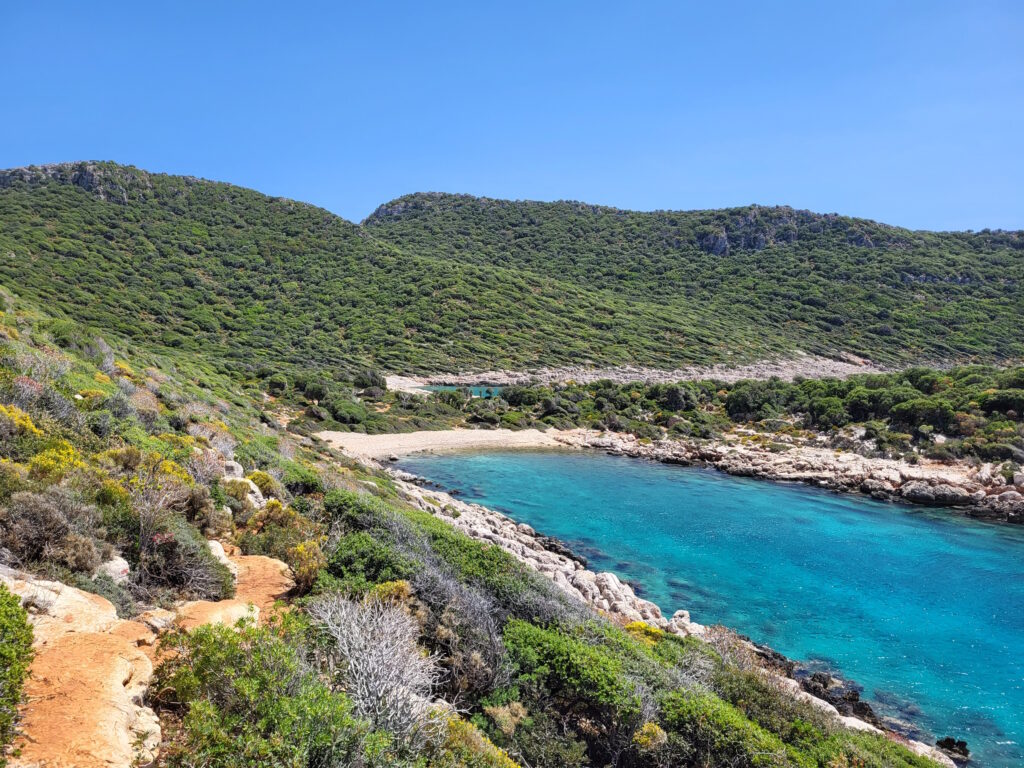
[316,427,568,459]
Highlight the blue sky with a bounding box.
[2,2,1021,230]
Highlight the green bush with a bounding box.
[155,618,376,767]
[503,620,640,723]
[325,531,416,593]
[660,690,790,768]
[280,461,324,495]
[0,584,33,762]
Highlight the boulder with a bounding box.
[222,459,244,478]
[899,481,970,506]
[208,540,239,580]
[94,555,130,585]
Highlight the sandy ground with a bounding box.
[406,353,884,387]
[385,375,431,394]
[316,427,568,458]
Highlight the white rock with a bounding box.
[208,540,239,579]
[222,460,244,478]
[94,555,130,585]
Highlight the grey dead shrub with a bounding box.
[308,594,444,751]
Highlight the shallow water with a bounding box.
[399,451,1024,767]
[421,384,504,398]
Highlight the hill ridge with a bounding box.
[0,160,1021,374]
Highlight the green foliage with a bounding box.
[2,164,1021,377]
[0,584,33,763]
[660,690,791,768]
[155,618,374,767]
[325,531,416,593]
[503,620,640,720]
[279,460,324,495]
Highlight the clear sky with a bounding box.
[2,1,1021,230]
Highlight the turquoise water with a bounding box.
[399,451,1024,767]
[422,384,504,398]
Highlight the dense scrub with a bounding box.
[317,366,1024,467]
[0,584,32,765]
[1,163,1022,376]
[367,192,1024,364]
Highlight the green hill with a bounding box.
[1,162,1021,378]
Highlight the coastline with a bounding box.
[333,448,958,767]
[407,353,887,387]
[316,427,565,460]
[316,426,1024,524]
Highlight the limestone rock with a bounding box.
[0,566,161,768]
[208,539,239,580]
[899,481,970,506]
[222,459,244,478]
[94,555,131,585]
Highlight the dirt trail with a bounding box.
[2,550,294,768]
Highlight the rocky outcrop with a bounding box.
[0,566,161,768]
[1,544,294,768]
[553,430,1023,524]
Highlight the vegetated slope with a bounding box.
[1,163,1021,379]
[366,193,1024,365]
[0,163,708,374]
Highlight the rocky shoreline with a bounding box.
[551,430,1024,524]
[380,463,958,767]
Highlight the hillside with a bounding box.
[366,193,1024,366]
[1,163,1022,381]
[0,293,955,768]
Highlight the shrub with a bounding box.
[0,583,33,763]
[660,690,789,768]
[0,488,106,573]
[280,461,324,495]
[265,373,288,395]
[441,716,520,768]
[324,395,368,425]
[155,618,373,767]
[353,369,387,390]
[0,404,41,439]
[246,470,279,498]
[134,512,233,602]
[27,440,83,481]
[503,620,641,725]
[326,531,416,593]
[308,595,443,750]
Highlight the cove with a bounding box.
[399,450,1024,767]
[421,384,504,398]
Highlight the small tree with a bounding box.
[353,369,387,391]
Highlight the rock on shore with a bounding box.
[554,430,1023,524]
[382,462,957,767]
